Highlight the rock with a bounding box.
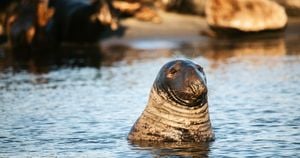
[50,0,119,43]
[113,0,161,23]
[0,0,18,44]
[205,0,288,32]
[112,0,142,15]
[8,0,55,50]
[272,0,300,16]
[134,7,161,23]
[159,0,207,16]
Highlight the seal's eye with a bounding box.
[169,68,177,75]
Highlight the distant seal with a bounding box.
[128,59,214,142]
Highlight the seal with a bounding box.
[128,59,214,142]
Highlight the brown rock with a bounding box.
[113,0,161,23]
[205,0,288,32]
[134,7,161,23]
[159,0,207,15]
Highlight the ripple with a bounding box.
[1,56,300,157]
[130,40,179,50]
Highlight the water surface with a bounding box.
[0,34,300,157]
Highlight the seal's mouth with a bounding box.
[166,87,207,107]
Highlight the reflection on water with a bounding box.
[1,19,300,73]
[1,28,300,157]
[180,34,288,69]
[130,141,211,157]
[0,44,102,74]
[181,32,286,58]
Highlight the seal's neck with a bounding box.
[132,88,214,142]
[144,88,211,127]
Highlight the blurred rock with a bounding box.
[205,0,288,32]
[113,0,161,23]
[113,0,142,14]
[0,0,18,44]
[159,0,206,16]
[8,0,56,52]
[50,0,119,43]
[134,7,161,23]
[272,0,300,16]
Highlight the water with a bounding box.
[1,35,300,157]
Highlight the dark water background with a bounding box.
[1,29,300,157]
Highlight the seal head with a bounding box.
[128,59,214,142]
[154,60,207,108]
